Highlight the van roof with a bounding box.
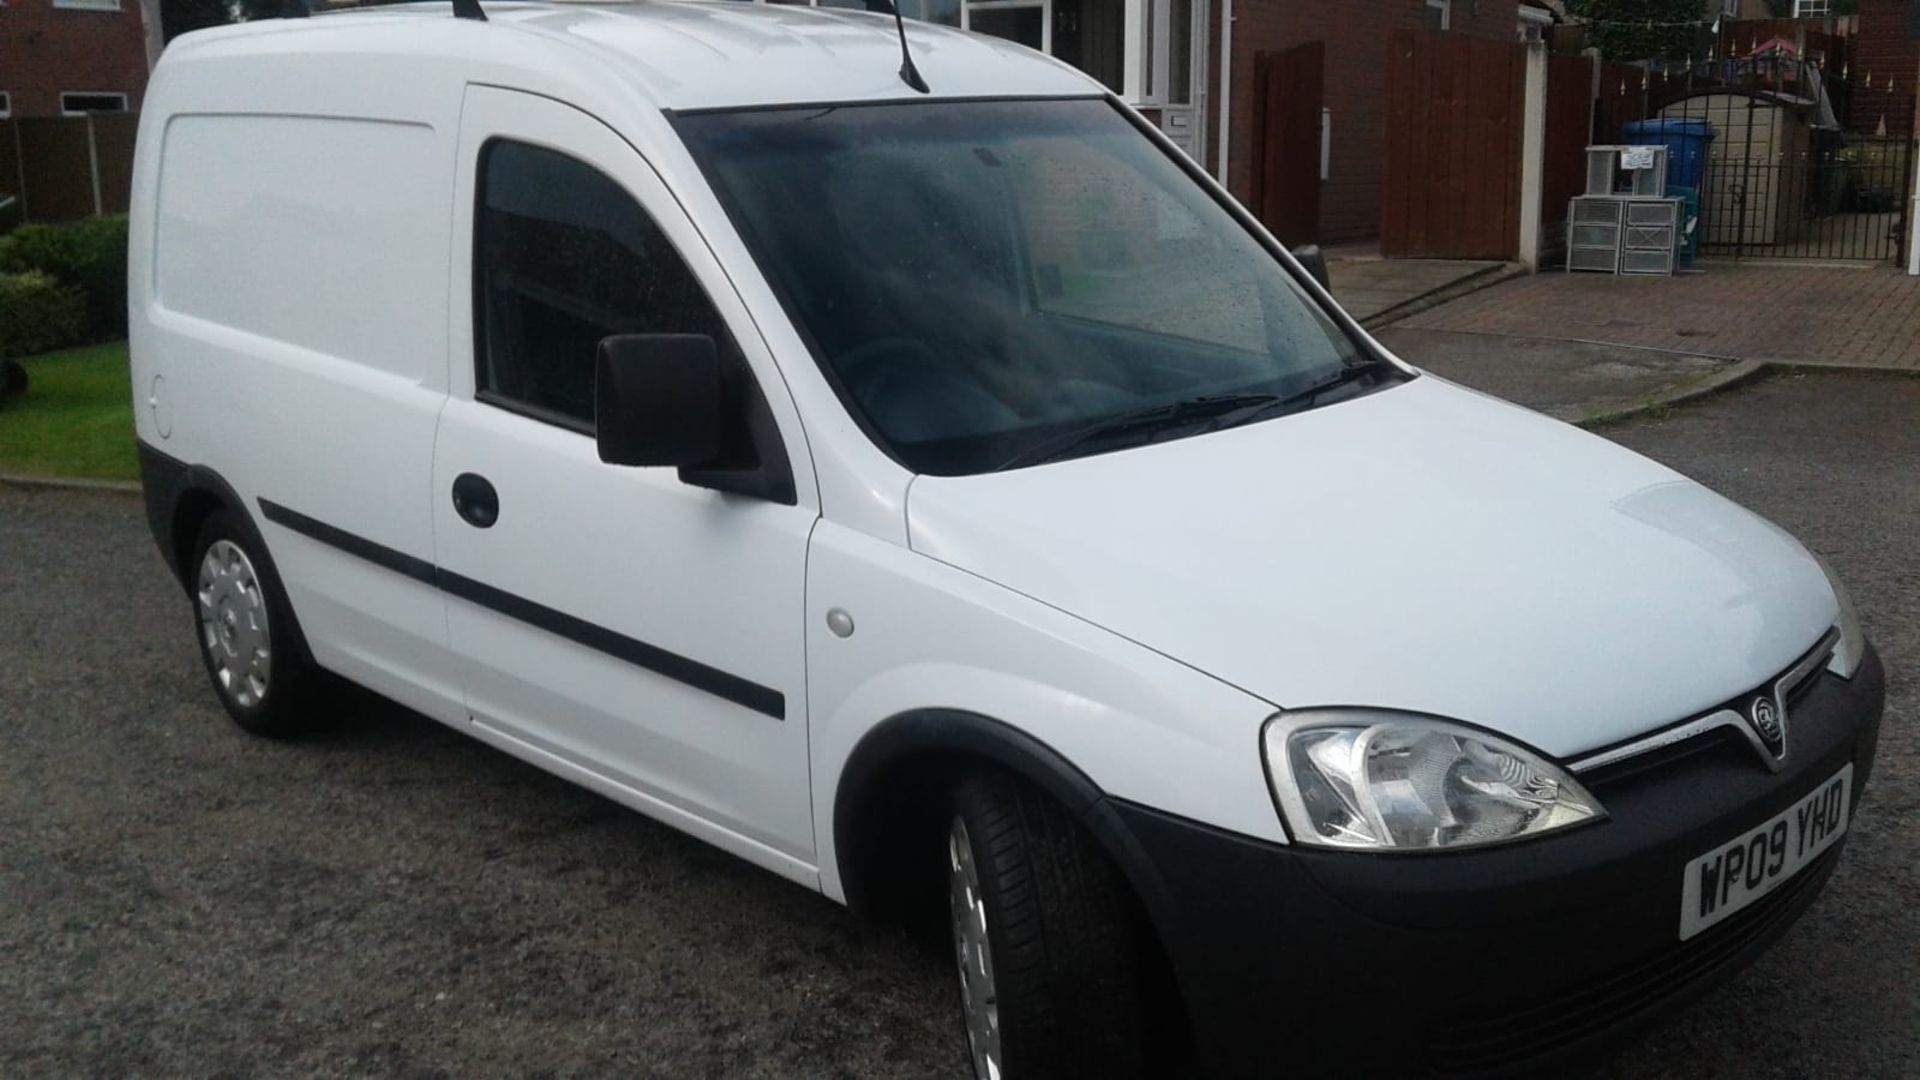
[176,1,1102,112]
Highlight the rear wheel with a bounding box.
[0,359,27,401]
[946,771,1148,1080]
[190,511,325,736]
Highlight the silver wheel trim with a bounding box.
[196,539,272,708]
[949,816,1002,1080]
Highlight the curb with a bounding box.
[1359,263,1528,330]
[1554,359,1772,429]
[1388,325,1920,428]
[1556,358,1920,429]
[0,471,142,495]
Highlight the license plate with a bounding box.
[1678,763,1852,941]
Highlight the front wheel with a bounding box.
[947,772,1149,1080]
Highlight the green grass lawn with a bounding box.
[0,341,136,481]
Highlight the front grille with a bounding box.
[1424,847,1842,1075]
[1570,632,1838,781]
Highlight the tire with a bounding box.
[947,771,1148,1080]
[0,359,26,401]
[188,510,326,737]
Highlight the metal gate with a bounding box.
[1614,48,1914,263]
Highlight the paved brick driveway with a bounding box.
[1397,262,1920,371]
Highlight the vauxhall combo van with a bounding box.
[130,3,1885,1076]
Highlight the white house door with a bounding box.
[433,85,821,884]
[1147,0,1207,162]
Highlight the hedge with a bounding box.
[0,215,129,341]
[0,271,88,359]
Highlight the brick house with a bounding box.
[0,0,157,119]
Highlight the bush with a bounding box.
[0,215,129,340]
[0,271,88,359]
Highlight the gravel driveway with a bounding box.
[3,371,1915,1079]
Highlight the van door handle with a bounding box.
[451,473,499,528]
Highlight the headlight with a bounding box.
[1813,552,1866,679]
[1262,711,1604,852]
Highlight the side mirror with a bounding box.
[595,333,726,468]
[1291,243,1331,293]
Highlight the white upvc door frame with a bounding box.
[1130,0,1209,161]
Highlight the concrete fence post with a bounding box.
[1517,41,1549,271]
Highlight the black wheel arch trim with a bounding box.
[136,440,321,670]
[833,708,1185,944]
[139,439,243,590]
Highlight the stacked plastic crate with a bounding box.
[1567,146,1683,276]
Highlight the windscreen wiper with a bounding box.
[998,393,1284,471]
[1268,357,1397,413]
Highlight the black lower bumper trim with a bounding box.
[1112,647,1885,1079]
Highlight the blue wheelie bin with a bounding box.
[1620,118,1714,266]
[1620,118,1716,192]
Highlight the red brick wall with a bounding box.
[0,0,152,118]
[1226,0,1520,244]
[1853,0,1915,137]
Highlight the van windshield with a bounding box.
[674,98,1399,475]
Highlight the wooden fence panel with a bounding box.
[92,113,140,215]
[16,118,96,222]
[1543,53,1594,228]
[1250,41,1325,247]
[1,114,140,227]
[1382,29,1525,260]
[0,121,23,229]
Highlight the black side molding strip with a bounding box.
[257,498,785,720]
[260,499,436,586]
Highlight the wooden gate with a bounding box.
[1250,41,1324,247]
[1381,29,1526,259]
[1541,54,1595,244]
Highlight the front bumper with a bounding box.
[1116,646,1885,1078]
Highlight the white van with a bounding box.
[130,4,1884,1076]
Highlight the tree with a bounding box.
[1567,0,1709,62]
[160,0,290,41]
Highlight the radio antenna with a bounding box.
[866,0,929,93]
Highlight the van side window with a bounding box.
[474,139,727,429]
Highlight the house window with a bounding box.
[52,0,122,9]
[1794,0,1830,15]
[1724,0,1740,15]
[60,92,128,115]
[1425,0,1450,31]
[0,93,11,120]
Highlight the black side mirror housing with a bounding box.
[595,333,726,468]
[594,333,797,505]
[1291,243,1331,293]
